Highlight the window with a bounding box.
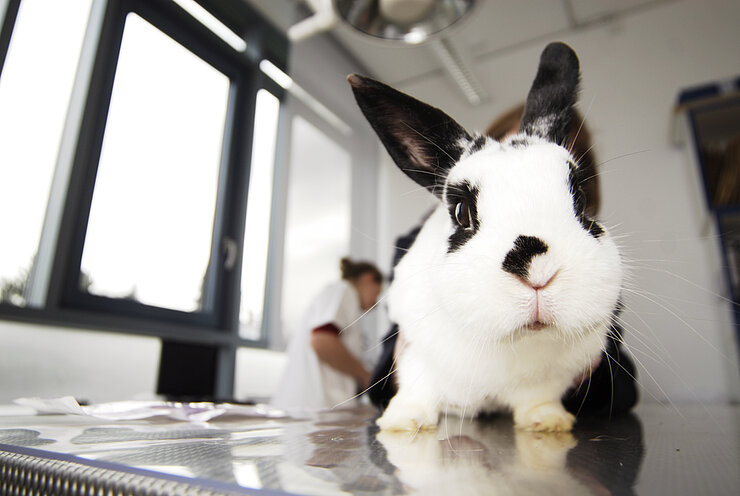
[0,0,290,399]
[0,0,92,306]
[240,89,280,340]
[80,13,229,313]
[50,0,285,334]
[280,115,352,337]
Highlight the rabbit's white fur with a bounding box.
[380,136,622,432]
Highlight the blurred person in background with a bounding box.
[272,258,383,410]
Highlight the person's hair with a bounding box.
[340,257,383,284]
[485,104,601,218]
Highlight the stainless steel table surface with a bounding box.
[0,402,738,495]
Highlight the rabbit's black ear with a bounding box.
[520,42,580,146]
[348,74,472,198]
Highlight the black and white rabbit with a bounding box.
[348,42,623,432]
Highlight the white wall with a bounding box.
[376,0,740,403]
[234,347,286,401]
[0,321,160,403]
[0,318,292,404]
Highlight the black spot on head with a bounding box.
[502,235,549,278]
[467,135,488,154]
[446,181,480,253]
[508,137,531,148]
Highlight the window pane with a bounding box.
[240,89,280,340]
[280,116,351,337]
[80,14,229,312]
[0,0,92,306]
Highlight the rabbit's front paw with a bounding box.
[514,402,575,432]
[377,397,438,432]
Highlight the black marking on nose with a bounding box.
[502,235,549,278]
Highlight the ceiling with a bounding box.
[245,0,670,93]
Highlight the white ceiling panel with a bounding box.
[244,0,302,32]
[457,0,571,59]
[242,0,671,95]
[567,0,666,24]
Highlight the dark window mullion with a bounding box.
[50,0,128,313]
[0,0,21,78]
[201,79,240,324]
[215,72,258,333]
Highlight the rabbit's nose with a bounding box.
[512,270,558,291]
[528,270,558,290]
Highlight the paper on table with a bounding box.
[14,396,88,415]
[14,396,288,422]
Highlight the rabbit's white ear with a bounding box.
[348,74,472,198]
[520,42,580,146]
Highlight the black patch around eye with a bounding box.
[446,181,480,253]
[502,235,549,278]
[568,160,603,239]
[567,160,584,213]
[579,216,604,238]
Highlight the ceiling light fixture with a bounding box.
[334,0,474,45]
[288,0,486,105]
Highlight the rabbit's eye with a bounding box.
[455,201,472,229]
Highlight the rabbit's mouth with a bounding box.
[525,320,547,331]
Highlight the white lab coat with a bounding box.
[271,280,366,411]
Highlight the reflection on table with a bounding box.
[1,403,738,495]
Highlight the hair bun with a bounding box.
[340,257,383,283]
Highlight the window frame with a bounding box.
[57,0,256,330]
[0,0,287,360]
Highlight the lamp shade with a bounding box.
[334,0,475,44]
